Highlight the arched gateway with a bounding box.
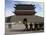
[23,18,28,30]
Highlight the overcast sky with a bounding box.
[5,0,44,17]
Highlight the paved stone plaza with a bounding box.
[5,23,44,35]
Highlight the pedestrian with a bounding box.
[23,18,28,31]
[29,23,33,30]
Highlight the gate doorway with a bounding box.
[23,18,28,30]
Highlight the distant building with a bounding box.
[5,4,44,31]
[10,4,44,23]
